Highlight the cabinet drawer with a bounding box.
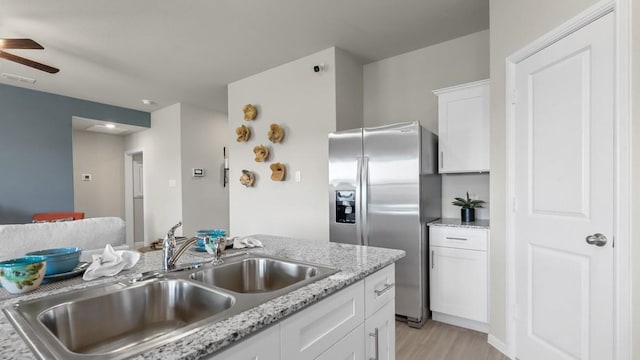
[429,226,488,251]
[365,264,395,318]
[281,280,364,360]
[314,323,364,360]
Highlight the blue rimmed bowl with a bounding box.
[0,256,47,294]
[195,229,227,250]
[26,247,81,276]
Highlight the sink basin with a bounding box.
[190,257,319,293]
[4,279,234,359]
[3,254,338,360]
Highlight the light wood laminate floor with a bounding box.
[396,320,509,360]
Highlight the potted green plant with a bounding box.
[452,192,485,222]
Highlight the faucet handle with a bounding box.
[203,236,225,265]
[167,221,183,238]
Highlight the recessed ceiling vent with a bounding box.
[1,72,36,83]
[85,125,127,134]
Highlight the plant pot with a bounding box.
[461,208,475,222]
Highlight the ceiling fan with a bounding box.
[0,38,59,74]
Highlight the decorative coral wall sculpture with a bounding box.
[235,125,251,142]
[267,123,285,143]
[242,104,257,121]
[270,162,286,181]
[239,170,255,187]
[253,145,269,162]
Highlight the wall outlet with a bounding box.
[193,168,205,177]
[82,174,92,181]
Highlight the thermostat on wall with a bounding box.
[193,168,205,177]
[82,174,92,181]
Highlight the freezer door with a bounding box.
[329,128,363,245]
[363,121,425,321]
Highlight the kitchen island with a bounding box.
[0,235,404,359]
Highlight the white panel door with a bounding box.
[513,12,614,360]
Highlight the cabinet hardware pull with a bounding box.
[374,282,394,296]
[369,328,379,360]
[445,236,467,241]
[440,152,443,168]
[432,250,434,269]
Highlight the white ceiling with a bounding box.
[0,0,488,114]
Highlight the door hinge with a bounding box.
[511,89,519,104]
[612,236,615,248]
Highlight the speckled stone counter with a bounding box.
[0,235,404,360]
[428,218,490,229]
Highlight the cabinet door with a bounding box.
[208,324,280,360]
[365,299,396,360]
[281,281,364,360]
[435,80,490,173]
[430,246,487,322]
[315,323,365,360]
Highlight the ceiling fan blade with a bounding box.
[0,38,44,50]
[0,51,59,73]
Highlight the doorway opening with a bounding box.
[124,149,144,249]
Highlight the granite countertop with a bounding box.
[0,235,405,360]
[428,218,490,229]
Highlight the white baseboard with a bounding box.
[487,333,512,359]
[432,312,489,333]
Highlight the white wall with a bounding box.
[489,0,601,346]
[125,103,183,244]
[228,47,339,240]
[72,130,125,219]
[335,48,364,131]
[364,30,489,133]
[363,30,490,220]
[632,0,640,355]
[180,104,229,236]
[442,174,490,220]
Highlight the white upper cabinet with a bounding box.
[433,79,490,173]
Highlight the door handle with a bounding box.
[369,328,379,360]
[585,233,607,247]
[374,282,394,296]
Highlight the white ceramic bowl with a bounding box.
[0,256,47,294]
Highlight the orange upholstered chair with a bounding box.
[32,212,85,222]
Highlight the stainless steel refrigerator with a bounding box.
[329,121,441,327]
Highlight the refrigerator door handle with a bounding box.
[361,157,370,246]
[355,157,363,245]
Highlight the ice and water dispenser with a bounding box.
[335,190,356,223]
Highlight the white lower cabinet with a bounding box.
[281,281,365,360]
[429,226,488,332]
[207,324,280,360]
[315,323,365,360]
[365,299,396,360]
[210,264,396,360]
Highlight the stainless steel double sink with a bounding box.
[3,254,338,360]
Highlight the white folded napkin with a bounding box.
[231,236,264,249]
[83,244,141,281]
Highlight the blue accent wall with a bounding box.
[0,84,150,224]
